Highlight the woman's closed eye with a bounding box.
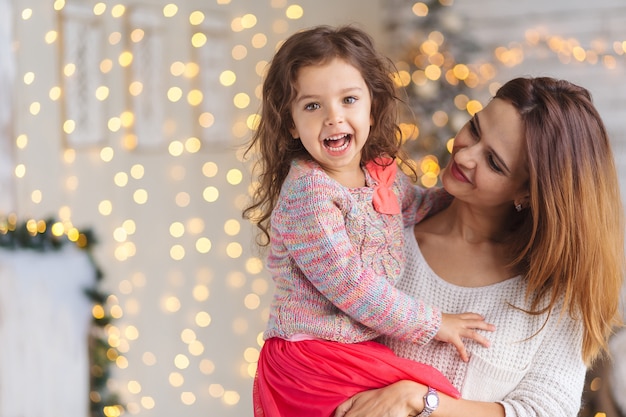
[469,118,479,139]
[487,154,503,173]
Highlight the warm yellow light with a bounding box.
[98,200,113,216]
[220,70,236,86]
[168,140,184,156]
[49,86,61,101]
[245,257,264,275]
[233,92,250,109]
[63,119,75,134]
[195,237,212,254]
[164,296,181,313]
[163,3,178,17]
[108,31,122,46]
[127,380,142,394]
[21,8,33,20]
[195,311,212,327]
[170,245,185,260]
[29,102,41,115]
[226,242,243,258]
[199,112,215,128]
[184,62,200,78]
[200,359,216,376]
[15,163,26,178]
[93,2,106,15]
[130,29,144,43]
[241,13,258,28]
[140,397,155,409]
[111,4,126,18]
[202,162,218,177]
[421,39,438,55]
[191,32,207,48]
[181,392,196,405]
[412,2,428,17]
[167,87,183,102]
[107,117,122,132]
[466,99,483,116]
[432,110,449,127]
[187,89,203,106]
[95,86,109,100]
[285,5,303,19]
[16,134,28,149]
[114,172,128,187]
[133,189,148,204]
[189,11,205,25]
[245,293,261,309]
[118,51,133,67]
[232,44,248,60]
[203,186,219,202]
[424,64,441,80]
[129,81,143,96]
[251,33,268,48]
[100,58,113,73]
[100,146,114,162]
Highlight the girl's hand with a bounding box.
[436,313,496,362]
[334,380,426,417]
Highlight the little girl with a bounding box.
[243,25,494,417]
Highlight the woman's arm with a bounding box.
[334,380,505,417]
[336,304,587,417]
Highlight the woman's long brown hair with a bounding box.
[498,77,625,365]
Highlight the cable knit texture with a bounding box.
[263,159,449,345]
[381,227,587,417]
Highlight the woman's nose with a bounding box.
[454,143,477,168]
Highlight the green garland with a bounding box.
[0,216,124,417]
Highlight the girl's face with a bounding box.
[441,98,529,210]
[289,58,373,182]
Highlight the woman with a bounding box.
[334,76,625,417]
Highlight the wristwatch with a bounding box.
[416,387,439,417]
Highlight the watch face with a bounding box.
[425,392,439,408]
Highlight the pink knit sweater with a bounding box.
[263,159,447,345]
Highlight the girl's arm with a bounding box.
[396,170,452,227]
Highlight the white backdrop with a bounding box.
[0,245,96,417]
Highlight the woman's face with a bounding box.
[289,58,373,181]
[441,98,529,210]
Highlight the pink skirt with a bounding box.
[253,337,460,417]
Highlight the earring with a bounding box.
[515,203,523,212]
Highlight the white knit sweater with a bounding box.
[381,227,587,417]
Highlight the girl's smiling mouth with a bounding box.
[323,133,352,152]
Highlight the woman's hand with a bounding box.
[334,380,426,417]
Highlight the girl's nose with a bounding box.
[324,106,344,125]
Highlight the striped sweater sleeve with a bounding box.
[397,171,452,227]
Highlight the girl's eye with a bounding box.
[304,102,320,111]
[344,96,357,104]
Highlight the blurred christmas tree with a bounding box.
[383,0,485,187]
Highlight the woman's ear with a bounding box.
[513,193,530,211]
